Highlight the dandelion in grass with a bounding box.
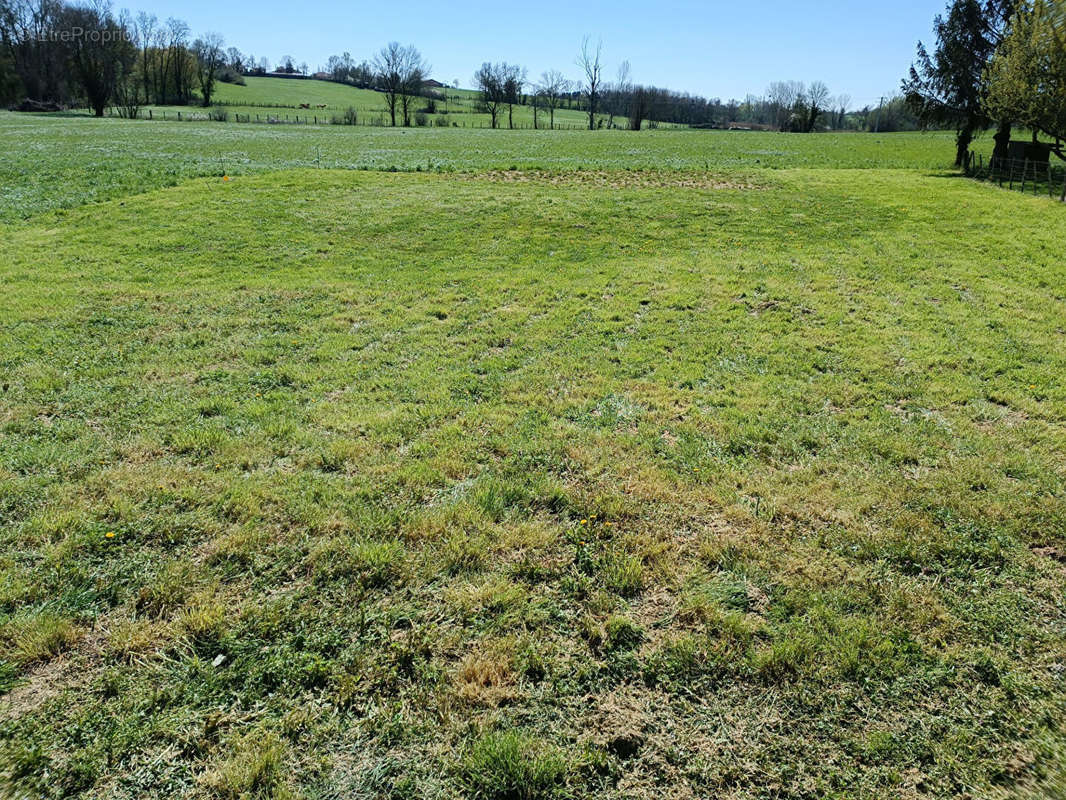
[105,532,116,539]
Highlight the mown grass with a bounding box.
[0,111,975,224]
[1,163,1065,798]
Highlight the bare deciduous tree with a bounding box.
[374,42,427,127]
[193,32,224,106]
[578,36,603,130]
[834,93,851,129]
[803,80,830,131]
[502,63,525,129]
[474,61,506,128]
[225,46,242,72]
[155,17,193,105]
[134,11,156,104]
[62,0,134,116]
[628,85,654,131]
[398,47,428,127]
[607,59,630,129]
[536,69,571,130]
[113,9,144,118]
[768,80,803,130]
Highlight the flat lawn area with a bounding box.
[1,159,1065,799]
[0,111,974,223]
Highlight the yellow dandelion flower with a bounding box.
[105,532,115,538]
[580,519,587,525]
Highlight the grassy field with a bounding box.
[2,117,1066,800]
[137,77,614,130]
[0,112,993,224]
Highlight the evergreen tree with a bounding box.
[903,0,1016,165]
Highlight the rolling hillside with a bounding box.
[140,76,675,129]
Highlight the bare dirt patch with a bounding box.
[467,169,762,191]
[1032,545,1066,573]
[0,656,69,721]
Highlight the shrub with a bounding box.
[414,112,428,127]
[209,106,229,122]
[459,730,566,800]
[331,106,357,126]
[217,67,245,85]
[434,114,449,127]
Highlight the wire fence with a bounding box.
[114,107,594,130]
[966,152,1066,202]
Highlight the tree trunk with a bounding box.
[955,126,973,167]
[992,121,1011,169]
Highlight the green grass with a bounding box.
[1,111,973,224]
[1,119,1065,798]
[209,76,595,127]
[133,76,621,130]
[214,76,389,109]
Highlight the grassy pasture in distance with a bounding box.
[1,115,1065,799]
[140,76,607,129]
[0,111,999,223]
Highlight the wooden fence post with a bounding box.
[1021,159,1028,193]
[1009,159,1016,190]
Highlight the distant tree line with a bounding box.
[0,0,235,113]
[0,1,929,135]
[468,37,863,132]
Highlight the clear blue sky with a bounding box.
[129,0,946,109]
